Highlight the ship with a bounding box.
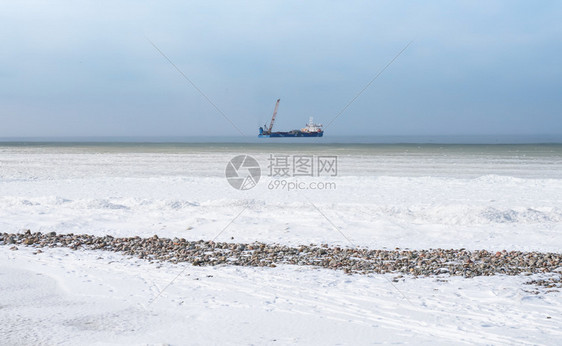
[258,99,324,138]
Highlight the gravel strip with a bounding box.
[2,231,561,290]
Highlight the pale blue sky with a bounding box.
[1,1,561,137]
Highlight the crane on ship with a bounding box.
[263,99,280,134]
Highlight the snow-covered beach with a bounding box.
[1,142,562,344]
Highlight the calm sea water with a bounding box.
[1,137,562,179]
[1,134,562,143]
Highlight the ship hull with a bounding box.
[259,131,323,138]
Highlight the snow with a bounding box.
[1,174,561,251]
[2,246,561,345]
[1,144,561,344]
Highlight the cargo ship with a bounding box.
[258,99,324,138]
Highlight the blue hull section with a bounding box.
[259,131,323,138]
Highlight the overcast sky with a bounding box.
[1,1,561,137]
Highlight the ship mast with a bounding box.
[267,99,280,133]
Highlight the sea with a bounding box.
[1,135,561,251]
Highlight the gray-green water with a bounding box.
[1,141,562,179]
